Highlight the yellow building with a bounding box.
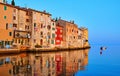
[79,27,89,47]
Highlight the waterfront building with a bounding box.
[0,1,89,49]
[79,27,89,47]
[50,19,56,48]
[55,23,63,47]
[13,8,31,48]
[56,19,78,48]
[0,2,32,49]
[0,0,6,3]
[0,3,14,48]
[78,28,83,47]
[29,9,52,48]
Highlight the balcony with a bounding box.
[14,30,31,39]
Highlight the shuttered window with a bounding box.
[4,5,7,10]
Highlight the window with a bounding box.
[4,16,7,19]
[56,40,60,42]
[34,23,36,27]
[47,25,51,30]
[72,29,74,32]
[52,33,55,38]
[77,31,78,33]
[9,32,12,36]
[26,12,29,15]
[53,23,54,26]
[74,36,75,39]
[60,30,62,33]
[1,41,4,46]
[26,19,29,22]
[5,41,8,45]
[18,39,20,43]
[41,24,43,28]
[13,16,16,20]
[41,32,43,35]
[7,41,10,45]
[13,24,17,27]
[59,35,62,38]
[52,28,55,30]
[34,39,36,43]
[6,23,8,30]
[15,39,17,43]
[4,5,7,10]
[51,40,54,44]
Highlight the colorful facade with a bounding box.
[30,9,52,48]
[79,27,89,47]
[13,8,31,48]
[0,2,89,49]
[50,19,56,48]
[55,23,63,47]
[0,3,14,48]
[56,19,78,48]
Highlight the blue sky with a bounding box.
[7,0,120,44]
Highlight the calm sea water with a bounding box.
[75,44,120,76]
[0,44,120,76]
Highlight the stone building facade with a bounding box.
[56,19,78,48]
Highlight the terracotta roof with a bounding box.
[57,19,78,27]
[56,23,63,27]
[0,2,51,15]
[28,8,51,16]
[79,27,88,30]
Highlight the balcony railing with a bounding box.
[14,30,31,39]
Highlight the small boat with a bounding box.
[100,46,107,50]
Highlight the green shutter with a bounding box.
[52,33,55,38]
[52,28,55,30]
[53,23,54,26]
[4,5,7,10]
[4,16,6,19]
[51,40,54,44]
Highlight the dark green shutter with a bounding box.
[4,5,7,10]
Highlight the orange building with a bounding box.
[0,2,32,49]
[56,19,78,48]
[0,3,14,48]
[0,2,89,49]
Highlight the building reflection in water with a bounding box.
[0,49,89,76]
